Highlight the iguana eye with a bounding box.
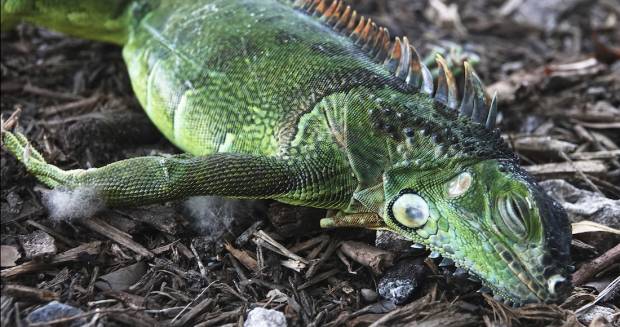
[390,193,429,228]
[447,171,472,198]
[497,195,529,238]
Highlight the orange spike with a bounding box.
[377,28,391,59]
[307,0,320,10]
[323,0,339,18]
[346,10,358,32]
[314,0,329,15]
[335,5,352,30]
[387,37,403,64]
[360,20,375,44]
[351,16,367,39]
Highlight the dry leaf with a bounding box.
[572,221,620,235]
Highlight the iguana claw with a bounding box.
[2,130,71,188]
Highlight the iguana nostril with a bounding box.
[547,274,570,296]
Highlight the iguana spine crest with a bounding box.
[294,0,499,129]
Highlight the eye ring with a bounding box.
[388,191,430,229]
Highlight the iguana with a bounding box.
[1,0,572,305]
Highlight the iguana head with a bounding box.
[321,79,573,305]
[381,157,572,305]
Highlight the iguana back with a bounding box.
[126,0,396,156]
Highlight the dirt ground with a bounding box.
[1,0,619,326]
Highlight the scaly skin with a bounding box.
[1,0,572,305]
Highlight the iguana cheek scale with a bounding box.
[1,0,572,305]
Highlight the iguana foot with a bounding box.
[2,131,74,188]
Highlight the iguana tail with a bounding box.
[1,0,139,45]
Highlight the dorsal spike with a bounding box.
[463,62,490,124]
[459,62,475,118]
[359,20,375,45]
[334,5,352,30]
[325,0,344,25]
[405,45,433,95]
[345,10,358,32]
[395,37,411,79]
[350,16,367,41]
[322,0,339,19]
[420,63,434,95]
[486,92,498,129]
[305,0,320,12]
[314,0,329,15]
[365,25,381,53]
[434,54,458,109]
[373,28,390,62]
[362,22,379,51]
[296,0,477,104]
[384,37,403,73]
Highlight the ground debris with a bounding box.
[244,307,287,327]
[25,301,86,327]
[0,245,20,267]
[1,0,619,325]
[377,257,428,305]
[18,230,57,260]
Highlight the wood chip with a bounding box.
[512,135,577,153]
[573,243,620,285]
[224,242,258,271]
[1,241,102,278]
[340,241,396,275]
[80,217,153,259]
[524,160,607,177]
[2,284,59,302]
[95,262,148,291]
[570,149,620,160]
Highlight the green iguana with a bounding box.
[1,0,572,305]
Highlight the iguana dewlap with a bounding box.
[1,0,572,305]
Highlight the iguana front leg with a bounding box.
[2,131,324,207]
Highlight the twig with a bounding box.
[575,275,620,314]
[524,160,607,177]
[1,241,101,278]
[305,240,339,279]
[572,243,620,285]
[2,284,59,302]
[253,230,309,264]
[80,217,153,259]
[1,107,22,134]
[22,84,83,101]
[559,151,603,194]
[298,268,340,290]
[171,281,216,326]
[190,243,208,279]
[224,242,258,271]
[570,149,620,160]
[41,93,101,117]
